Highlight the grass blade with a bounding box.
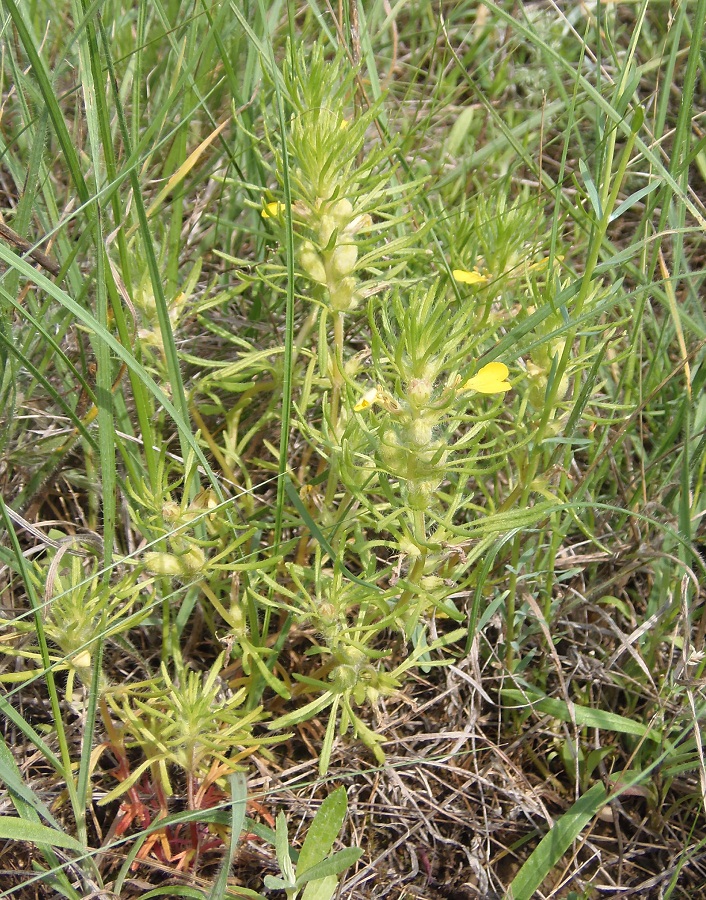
[505,782,607,900]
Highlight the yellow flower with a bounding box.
[464,362,511,394]
[354,387,380,412]
[261,201,284,218]
[453,268,488,285]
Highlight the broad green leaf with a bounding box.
[296,848,364,887]
[300,875,339,900]
[445,106,475,156]
[296,787,348,877]
[275,810,296,885]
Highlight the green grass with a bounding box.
[0,1,705,898]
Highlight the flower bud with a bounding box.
[136,283,156,314]
[181,546,206,573]
[330,664,358,691]
[318,602,338,627]
[332,198,354,226]
[330,242,358,278]
[405,480,436,510]
[555,374,570,402]
[527,360,569,407]
[398,535,422,558]
[144,551,184,576]
[300,242,327,283]
[228,602,247,638]
[340,453,376,491]
[408,417,435,448]
[420,575,446,592]
[339,646,366,667]
[343,353,366,378]
[406,378,433,405]
[329,277,358,311]
[347,213,372,235]
[318,214,337,247]
[162,501,181,523]
[353,682,367,705]
[379,430,407,473]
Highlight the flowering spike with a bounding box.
[464,362,511,394]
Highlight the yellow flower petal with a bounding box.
[453,268,488,285]
[71,651,92,669]
[354,387,380,412]
[261,201,284,218]
[464,362,511,394]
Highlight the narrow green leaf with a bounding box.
[611,64,640,119]
[505,783,607,900]
[0,694,62,774]
[75,636,104,845]
[224,890,267,900]
[0,739,61,829]
[285,478,382,592]
[0,817,82,852]
[3,0,89,204]
[141,889,206,900]
[208,772,247,900]
[249,649,292,699]
[0,744,81,899]
[609,179,660,223]
[502,689,661,740]
[481,0,705,228]
[0,241,222,497]
[578,158,603,221]
[318,694,341,777]
[269,692,334,730]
